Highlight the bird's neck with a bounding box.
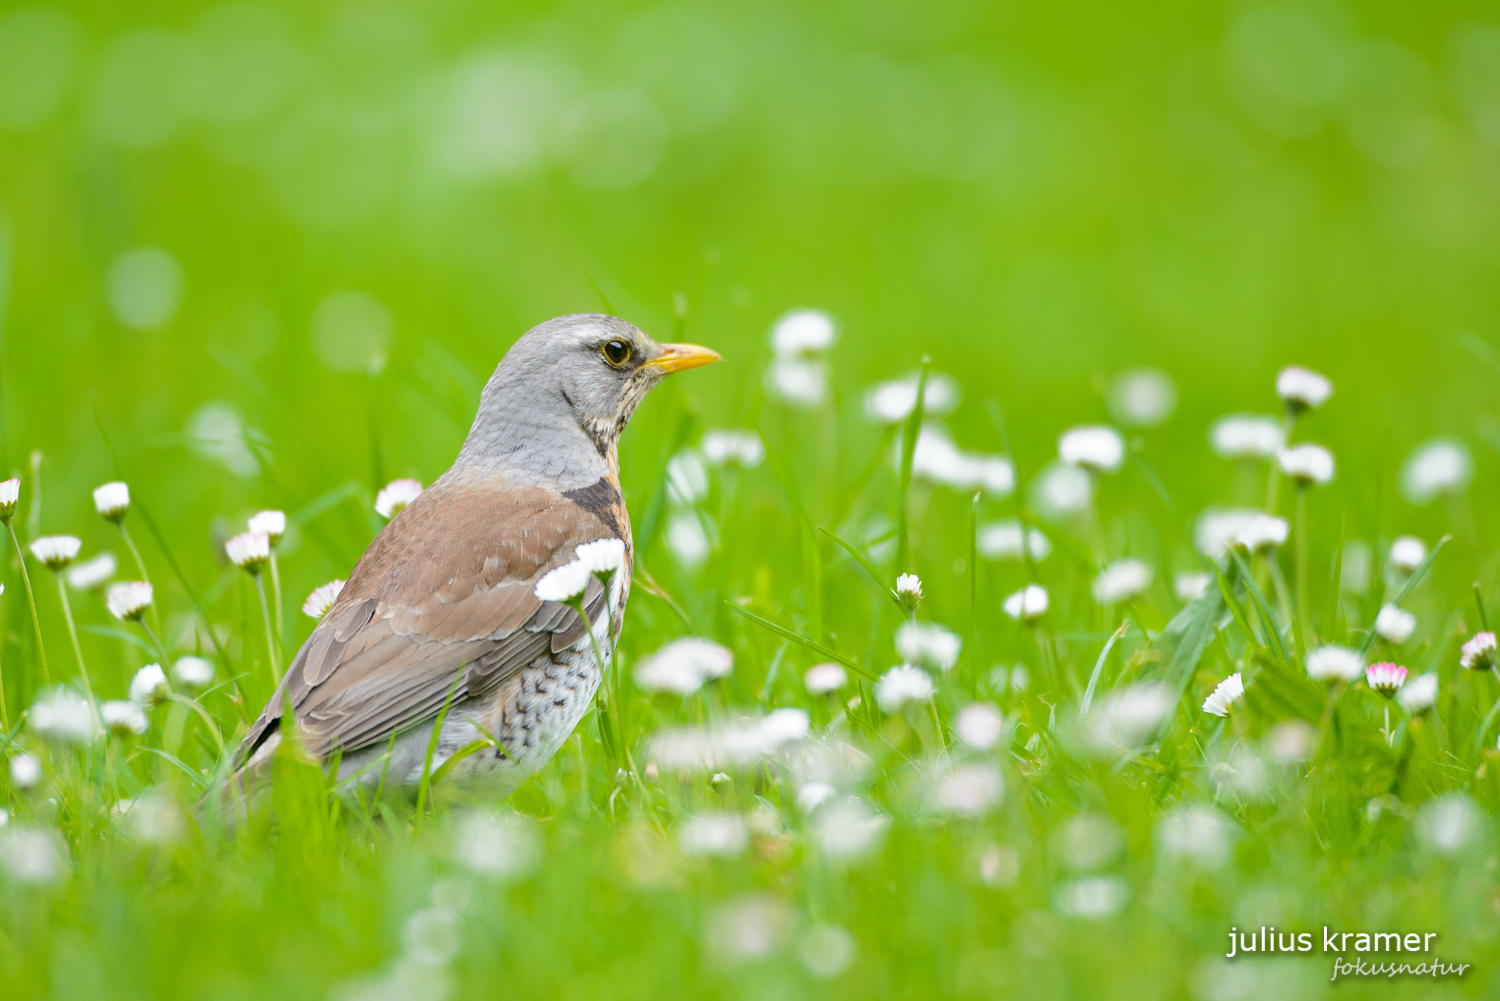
[454,394,616,491]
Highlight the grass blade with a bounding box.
[818,525,900,610]
[724,601,874,680]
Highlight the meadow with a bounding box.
[3,1,1500,998]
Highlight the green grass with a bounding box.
[4,1,1500,998]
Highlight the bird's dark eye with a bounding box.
[602,339,632,367]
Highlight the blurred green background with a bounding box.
[4,3,1500,998]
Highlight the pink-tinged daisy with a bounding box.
[1365,662,1407,698]
[302,580,346,620]
[1460,632,1497,671]
[1201,672,1244,717]
[93,482,130,523]
[225,531,270,573]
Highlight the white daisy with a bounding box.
[374,478,424,519]
[93,481,130,523]
[30,689,99,743]
[1091,559,1153,605]
[1106,368,1177,428]
[1174,572,1212,603]
[1400,439,1471,505]
[0,477,18,521]
[1234,513,1289,553]
[1031,463,1092,519]
[247,510,286,546]
[875,664,934,713]
[770,309,836,356]
[862,371,961,424]
[29,536,81,571]
[225,531,270,573]
[1209,414,1285,460]
[1194,508,1260,558]
[1374,604,1416,645]
[635,637,734,696]
[533,559,593,603]
[100,700,148,737]
[1397,673,1438,713]
[1366,662,1407,698]
[9,753,40,789]
[1276,366,1333,412]
[894,573,922,613]
[700,430,764,469]
[765,357,828,406]
[1002,584,1049,622]
[66,552,117,591]
[301,579,345,619]
[574,538,626,579]
[1277,443,1334,486]
[1201,673,1244,717]
[172,656,215,689]
[1388,536,1427,573]
[1305,645,1364,683]
[894,621,960,671]
[955,702,1005,750]
[803,663,848,696]
[1058,425,1125,475]
[129,664,169,709]
[106,581,153,621]
[977,521,1051,562]
[666,450,710,506]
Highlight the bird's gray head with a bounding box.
[456,313,719,485]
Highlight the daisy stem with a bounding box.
[1383,703,1392,746]
[574,587,637,779]
[6,519,49,685]
[55,574,94,704]
[268,552,284,653]
[253,575,281,683]
[117,522,162,638]
[1295,484,1309,638]
[136,618,171,668]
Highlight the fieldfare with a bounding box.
[232,313,719,792]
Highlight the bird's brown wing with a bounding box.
[235,473,628,768]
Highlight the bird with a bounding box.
[230,313,719,796]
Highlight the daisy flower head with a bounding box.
[803,663,848,696]
[302,579,345,620]
[977,520,1051,562]
[1031,462,1092,519]
[1106,368,1177,429]
[106,581,153,621]
[1400,439,1471,505]
[225,531,270,574]
[700,430,764,469]
[30,689,100,744]
[1058,425,1125,475]
[955,702,1005,750]
[172,656,215,689]
[9,752,41,789]
[1397,673,1438,714]
[863,371,961,424]
[534,558,593,604]
[129,664,170,709]
[1305,645,1364,683]
[374,479,424,520]
[67,552,116,591]
[1201,673,1244,717]
[875,664,934,714]
[1091,559,1153,605]
[101,700,148,738]
[634,637,733,696]
[247,510,286,547]
[574,538,626,580]
[1374,604,1416,645]
[1210,415,1284,461]
[894,621,961,671]
[1389,536,1426,573]
[0,477,18,521]
[1276,366,1333,414]
[1276,444,1334,487]
[1234,514,1289,554]
[29,536,81,571]
[1460,631,1497,671]
[1174,572,1212,603]
[1003,584,1049,623]
[1366,662,1407,699]
[93,481,130,523]
[770,309,836,357]
[894,574,922,614]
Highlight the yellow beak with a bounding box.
[642,342,722,375]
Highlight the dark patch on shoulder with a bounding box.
[563,477,625,537]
